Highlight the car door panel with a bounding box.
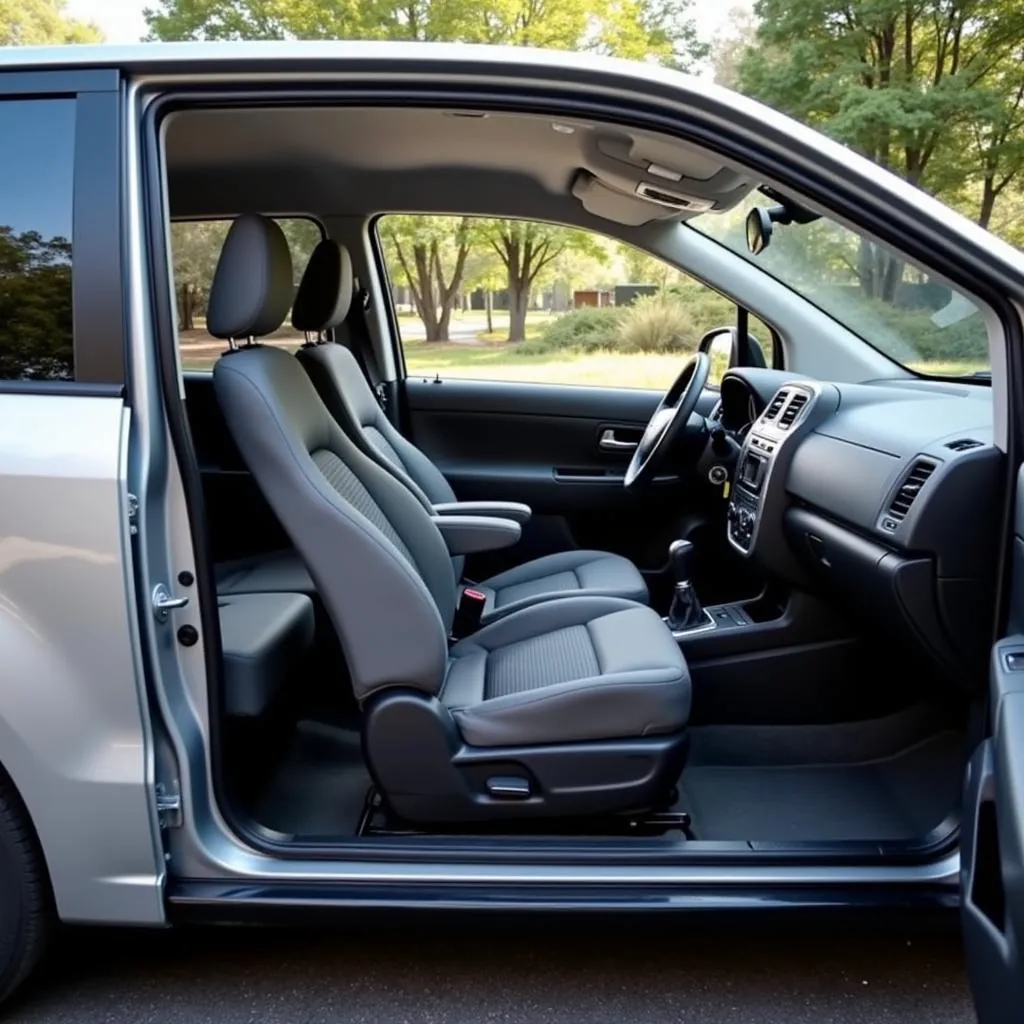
[404,377,720,578]
[962,470,1024,1022]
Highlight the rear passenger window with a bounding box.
[170,218,322,370]
[0,99,76,381]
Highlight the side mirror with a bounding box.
[700,328,738,387]
[698,326,768,385]
[746,206,774,255]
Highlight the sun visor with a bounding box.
[579,133,754,217]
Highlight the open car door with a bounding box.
[962,466,1024,1021]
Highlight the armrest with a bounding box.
[429,515,522,555]
[431,500,532,525]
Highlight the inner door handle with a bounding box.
[599,428,638,452]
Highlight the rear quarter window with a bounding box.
[0,98,76,382]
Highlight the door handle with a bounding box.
[599,428,638,452]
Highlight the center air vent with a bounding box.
[946,438,982,451]
[763,390,788,421]
[778,391,809,428]
[887,459,937,521]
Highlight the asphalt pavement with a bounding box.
[7,911,976,1023]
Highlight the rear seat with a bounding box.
[218,593,315,717]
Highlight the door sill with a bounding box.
[236,810,962,869]
[167,872,959,921]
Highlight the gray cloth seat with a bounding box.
[207,215,690,824]
[444,597,690,747]
[279,238,648,622]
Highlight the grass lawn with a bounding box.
[403,341,681,389]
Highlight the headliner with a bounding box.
[165,106,756,227]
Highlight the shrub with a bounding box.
[521,306,621,354]
[615,293,701,353]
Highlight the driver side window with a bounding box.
[377,215,776,390]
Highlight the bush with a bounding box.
[525,287,742,357]
[520,306,621,354]
[616,293,701,353]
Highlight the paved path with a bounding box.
[8,912,976,1023]
[399,315,492,343]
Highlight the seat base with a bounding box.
[363,690,688,824]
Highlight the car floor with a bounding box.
[253,719,372,838]
[244,699,966,844]
[676,701,967,842]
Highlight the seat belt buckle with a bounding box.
[451,587,487,641]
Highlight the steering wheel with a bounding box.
[624,352,710,490]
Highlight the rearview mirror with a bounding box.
[746,206,773,255]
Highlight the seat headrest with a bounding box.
[207,214,293,341]
[291,239,354,335]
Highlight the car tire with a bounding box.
[0,774,52,1007]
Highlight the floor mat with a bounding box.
[678,730,964,842]
[254,720,372,838]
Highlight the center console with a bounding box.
[727,384,819,557]
[727,433,777,553]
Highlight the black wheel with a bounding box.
[0,774,52,1008]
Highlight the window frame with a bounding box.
[369,212,780,392]
[0,70,124,394]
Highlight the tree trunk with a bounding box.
[411,243,444,341]
[485,290,493,334]
[857,239,876,298]
[438,304,453,342]
[880,255,903,304]
[979,177,997,230]
[186,284,198,331]
[508,279,530,342]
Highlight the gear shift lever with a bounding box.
[667,539,706,632]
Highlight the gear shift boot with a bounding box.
[666,539,707,632]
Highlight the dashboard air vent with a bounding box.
[887,460,937,521]
[778,391,809,428]
[763,390,788,421]
[945,438,982,451]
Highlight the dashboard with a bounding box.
[718,367,1002,681]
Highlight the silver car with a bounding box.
[0,40,1019,1019]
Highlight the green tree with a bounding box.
[0,228,74,380]
[144,0,707,70]
[740,0,1024,189]
[0,0,102,44]
[484,221,606,341]
[170,220,229,330]
[710,5,758,89]
[380,216,472,341]
[738,0,1024,291]
[617,241,678,287]
[462,245,505,332]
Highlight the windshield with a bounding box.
[690,194,990,378]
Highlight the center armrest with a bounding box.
[430,515,522,555]
[431,500,532,525]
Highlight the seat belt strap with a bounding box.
[344,282,387,412]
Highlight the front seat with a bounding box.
[285,238,650,624]
[208,215,691,823]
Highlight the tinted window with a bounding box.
[0,99,76,382]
